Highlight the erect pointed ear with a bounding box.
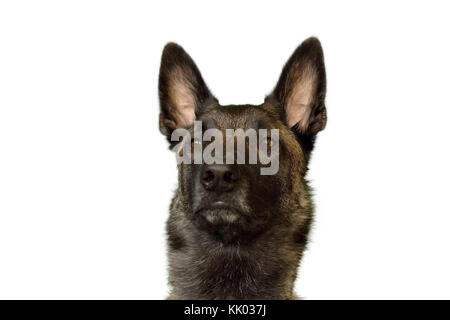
[158,42,216,141]
[268,37,327,137]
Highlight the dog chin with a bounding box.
[194,208,245,244]
[201,208,241,225]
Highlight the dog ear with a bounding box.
[158,43,216,141]
[268,37,327,137]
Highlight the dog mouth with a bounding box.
[195,201,242,224]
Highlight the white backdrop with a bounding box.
[1,1,449,299]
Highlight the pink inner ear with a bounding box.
[173,88,196,127]
[170,74,196,127]
[176,104,196,127]
[286,102,312,129]
[285,66,317,131]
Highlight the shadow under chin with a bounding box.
[192,208,262,245]
[200,208,241,224]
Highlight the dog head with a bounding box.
[158,38,326,244]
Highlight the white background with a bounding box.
[1,1,449,299]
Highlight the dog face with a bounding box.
[158,38,326,244]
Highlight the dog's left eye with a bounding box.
[261,137,273,148]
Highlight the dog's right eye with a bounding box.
[191,138,202,149]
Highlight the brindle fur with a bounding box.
[158,38,327,299]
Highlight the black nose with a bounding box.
[201,164,239,192]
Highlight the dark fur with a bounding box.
[158,38,327,299]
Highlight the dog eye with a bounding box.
[261,137,273,148]
[191,138,202,148]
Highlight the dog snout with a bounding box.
[201,164,239,192]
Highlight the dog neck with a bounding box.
[167,206,303,299]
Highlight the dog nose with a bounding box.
[201,164,239,192]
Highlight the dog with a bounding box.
[158,37,327,299]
